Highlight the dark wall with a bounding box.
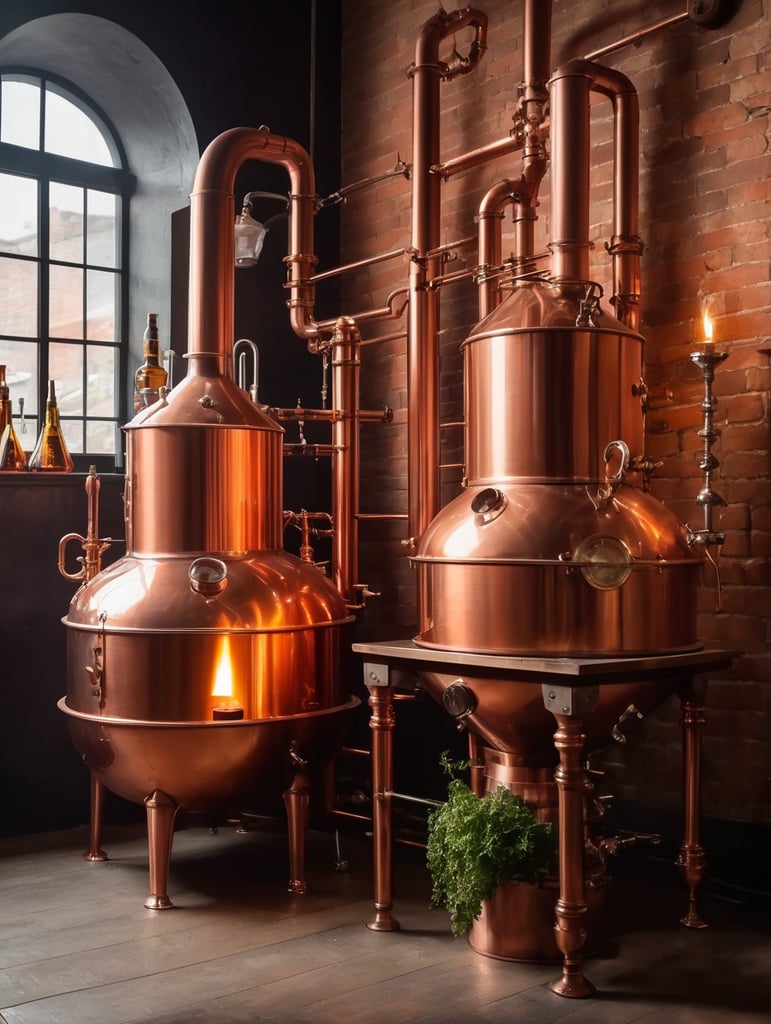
[0,0,343,836]
[0,475,127,837]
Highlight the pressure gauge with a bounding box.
[573,534,632,591]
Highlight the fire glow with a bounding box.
[703,312,714,344]
[212,636,244,720]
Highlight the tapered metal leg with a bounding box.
[367,678,400,931]
[284,750,311,895]
[144,789,178,910]
[542,684,597,1000]
[84,773,108,862]
[677,674,708,929]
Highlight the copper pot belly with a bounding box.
[58,698,357,812]
[418,668,677,762]
[414,482,700,658]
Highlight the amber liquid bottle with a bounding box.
[28,379,74,472]
[133,313,168,412]
[0,365,27,471]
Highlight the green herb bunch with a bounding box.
[426,758,556,937]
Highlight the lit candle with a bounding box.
[702,312,713,345]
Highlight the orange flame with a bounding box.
[702,312,714,344]
[212,636,234,698]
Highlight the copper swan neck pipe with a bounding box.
[187,125,319,376]
[477,0,551,317]
[548,60,642,330]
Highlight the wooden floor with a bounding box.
[0,817,769,1024]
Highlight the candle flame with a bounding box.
[212,636,234,698]
[703,312,713,344]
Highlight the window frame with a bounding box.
[0,67,136,473]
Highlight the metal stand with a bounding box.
[354,639,735,998]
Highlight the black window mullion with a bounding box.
[38,175,50,425]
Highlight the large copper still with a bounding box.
[58,131,357,909]
[412,52,703,765]
[358,0,713,979]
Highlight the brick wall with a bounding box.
[340,0,770,826]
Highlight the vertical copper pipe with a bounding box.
[406,8,487,554]
[477,181,512,319]
[548,68,592,283]
[477,0,549,316]
[331,317,360,604]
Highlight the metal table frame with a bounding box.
[352,639,735,999]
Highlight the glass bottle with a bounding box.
[133,313,168,412]
[28,379,74,472]
[0,365,27,471]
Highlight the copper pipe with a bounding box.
[310,247,410,283]
[582,12,690,62]
[273,406,389,424]
[431,134,522,180]
[477,0,550,318]
[477,180,513,318]
[406,7,488,556]
[188,125,321,363]
[317,158,410,208]
[58,466,112,584]
[331,317,360,605]
[318,289,409,333]
[549,61,642,331]
[356,513,409,521]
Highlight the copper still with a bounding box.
[58,130,357,909]
[412,52,703,799]
[397,2,707,968]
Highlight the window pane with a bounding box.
[0,77,40,150]
[61,418,82,455]
[44,85,114,167]
[87,190,119,269]
[50,341,83,416]
[0,338,37,422]
[50,182,84,263]
[87,269,117,341]
[50,264,83,339]
[0,173,38,256]
[86,343,116,417]
[0,256,38,336]
[86,419,116,455]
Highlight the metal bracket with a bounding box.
[541,684,599,718]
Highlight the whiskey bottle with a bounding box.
[0,365,27,471]
[28,379,74,472]
[133,313,168,412]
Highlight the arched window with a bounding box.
[0,70,135,470]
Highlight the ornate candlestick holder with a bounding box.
[688,345,728,609]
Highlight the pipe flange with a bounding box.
[687,0,739,28]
